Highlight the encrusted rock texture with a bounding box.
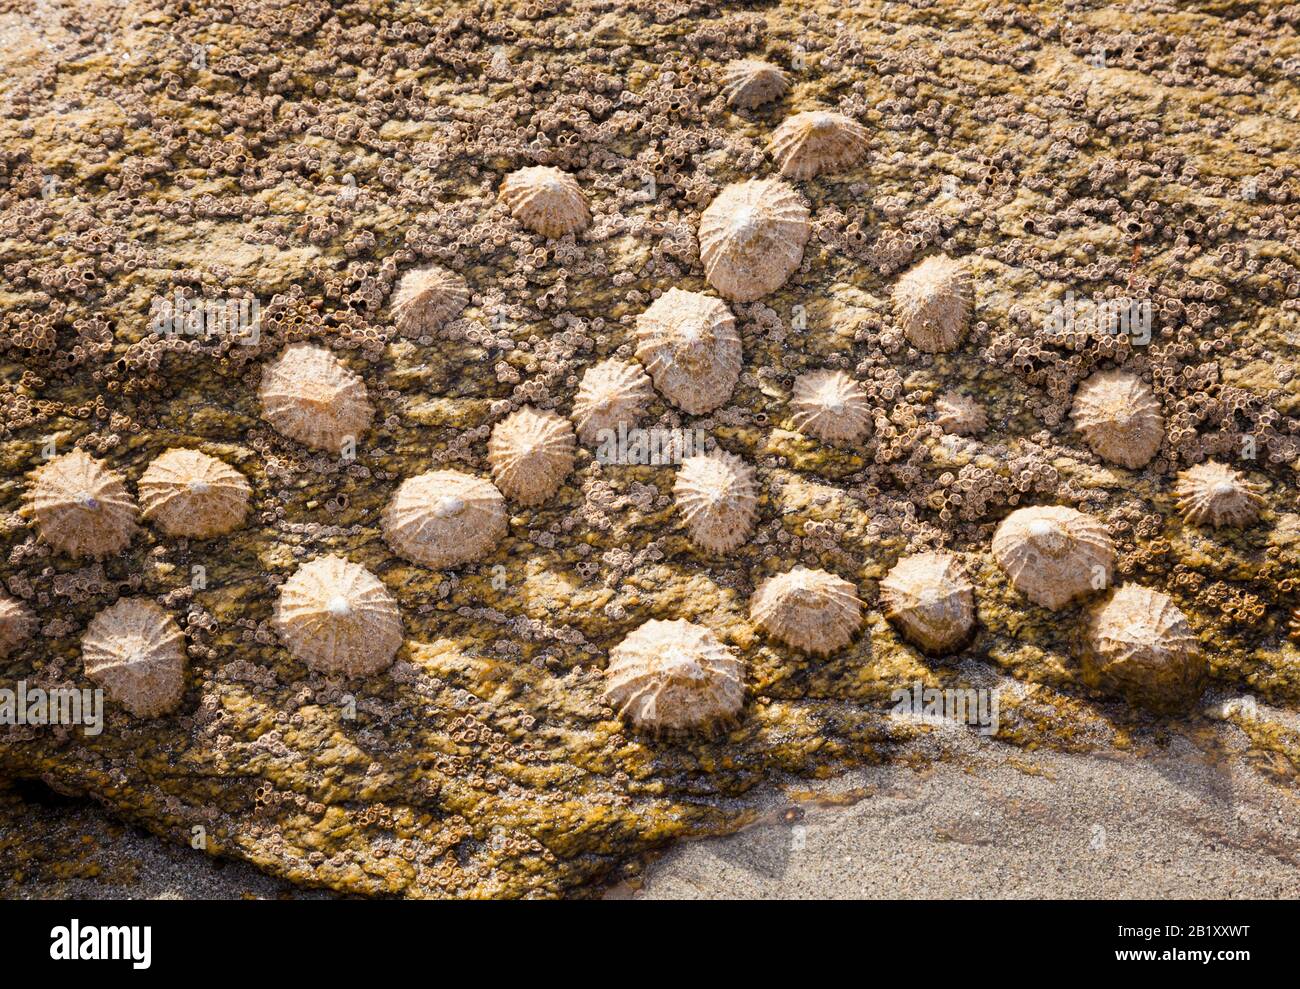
[2,0,1300,898]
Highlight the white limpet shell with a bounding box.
[138,448,251,539]
[790,369,872,444]
[767,110,869,179]
[750,567,863,656]
[892,254,972,353]
[934,391,986,437]
[390,264,470,337]
[82,598,186,718]
[635,288,741,415]
[603,619,745,732]
[571,358,655,445]
[673,449,759,554]
[880,551,976,654]
[274,555,403,678]
[1174,460,1266,528]
[488,406,577,506]
[499,165,590,239]
[0,594,35,660]
[24,449,138,559]
[721,59,789,109]
[1071,369,1164,469]
[258,343,374,453]
[992,505,1115,611]
[382,470,508,569]
[699,179,810,302]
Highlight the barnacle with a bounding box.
[488,406,577,506]
[934,391,986,437]
[1071,370,1164,469]
[499,166,590,239]
[879,551,976,654]
[789,369,872,444]
[258,343,374,453]
[721,59,789,109]
[0,594,34,660]
[992,506,1115,611]
[892,254,971,353]
[383,470,508,568]
[749,567,863,656]
[274,555,403,677]
[24,449,138,559]
[1174,461,1266,528]
[571,358,655,444]
[138,448,251,538]
[390,264,470,337]
[767,110,870,179]
[602,619,745,732]
[1083,584,1206,713]
[673,449,759,554]
[698,179,810,302]
[81,598,186,718]
[635,288,741,414]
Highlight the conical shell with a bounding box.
[571,358,655,445]
[383,469,508,568]
[767,110,869,179]
[892,254,971,353]
[488,406,577,506]
[750,567,863,656]
[1174,461,1265,528]
[0,594,35,660]
[934,391,986,437]
[992,505,1115,611]
[790,369,872,443]
[138,448,251,539]
[258,343,374,453]
[699,179,810,302]
[274,555,403,678]
[24,449,138,559]
[721,58,789,109]
[81,598,186,718]
[391,264,469,338]
[673,449,759,554]
[499,165,590,239]
[603,619,745,732]
[1071,370,1164,469]
[1083,583,1205,713]
[635,288,742,415]
[880,551,975,654]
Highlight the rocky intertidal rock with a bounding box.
[81,599,187,718]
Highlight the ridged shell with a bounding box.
[992,506,1115,611]
[1174,461,1266,528]
[81,598,186,718]
[25,449,138,559]
[1071,370,1164,469]
[603,619,745,732]
[750,567,863,656]
[499,165,590,239]
[699,179,810,302]
[0,594,35,660]
[488,406,577,506]
[1083,584,1206,713]
[767,110,870,179]
[571,358,655,444]
[673,449,759,554]
[391,264,469,338]
[880,552,976,654]
[721,58,789,109]
[258,343,374,453]
[274,556,403,677]
[138,448,251,539]
[635,288,742,415]
[383,470,508,569]
[790,369,872,443]
[934,391,986,437]
[892,254,971,353]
